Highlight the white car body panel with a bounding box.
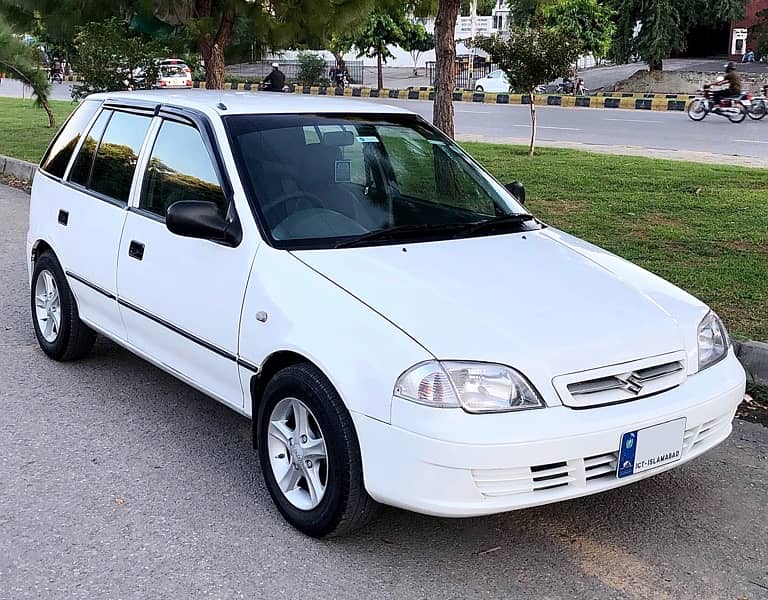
[294,230,695,402]
[475,70,510,93]
[26,90,746,521]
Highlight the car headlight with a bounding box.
[394,361,544,413]
[697,311,730,371]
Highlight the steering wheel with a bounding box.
[262,191,325,227]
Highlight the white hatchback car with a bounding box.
[475,69,510,93]
[28,91,745,537]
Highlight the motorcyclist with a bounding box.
[262,62,286,92]
[709,62,741,106]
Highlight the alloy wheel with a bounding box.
[34,269,61,343]
[267,397,328,510]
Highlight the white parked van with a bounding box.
[27,91,745,537]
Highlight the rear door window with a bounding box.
[69,109,112,187]
[88,111,152,204]
[40,100,101,178]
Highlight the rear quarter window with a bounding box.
[39,100,101,178]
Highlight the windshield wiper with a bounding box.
[335,223,461,248]
[453,213,536,238]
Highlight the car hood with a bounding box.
[292,229,705,395]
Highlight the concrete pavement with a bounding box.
[2,183,768,599]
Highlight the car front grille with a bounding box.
[471,410,734,499]
[553,353,688,409]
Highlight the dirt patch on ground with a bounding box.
[605,69,768,95]
[738,390,768,427]
[0,175,31,193]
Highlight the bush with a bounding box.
[296,51,326,86]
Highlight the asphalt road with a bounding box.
[2,78,768,163]
[1,183,767,599]
[370,98,768,163]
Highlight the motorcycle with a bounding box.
[747,85,767,121]
[687,85,750,123]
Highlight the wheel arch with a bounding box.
[250,350,323,447]
[31,238,55,265]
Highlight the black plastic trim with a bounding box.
[65,271,259,372]
[65,271,116,300]
[118,297,238,362]
[237,358,260,372]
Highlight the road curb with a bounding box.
[733,341,768,387]
[0,155,36,183]
[190,81,691,112]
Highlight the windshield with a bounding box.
[225,114,533,249]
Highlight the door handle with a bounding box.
[57,210,69,226]
[128,240,145,261]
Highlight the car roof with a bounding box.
[85,90,415,116]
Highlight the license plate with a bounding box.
[617,418,686,479]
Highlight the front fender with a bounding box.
[238,244,434,423]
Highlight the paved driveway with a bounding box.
[1,183,767,599]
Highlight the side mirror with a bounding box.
[166,201,241,246]
[505,181,526,205]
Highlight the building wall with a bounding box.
[730,0,768,59]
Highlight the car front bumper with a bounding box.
[352,350,745,517]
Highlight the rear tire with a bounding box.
[257,363,380,537]
[31,251,96,361]
[727,103,747,123]
[475,85,484,92]
[687,99,708,121]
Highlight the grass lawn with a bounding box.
[0,97,76,163]
[1,98,766,340]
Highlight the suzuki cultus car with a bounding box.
[27,91,746,537]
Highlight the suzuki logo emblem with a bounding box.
[617,374,644,395]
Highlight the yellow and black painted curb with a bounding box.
[192,80,695,111]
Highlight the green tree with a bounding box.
[544,0,614,58]
[606,0,745,71]
[401,21,434,75]
[71,18,171,99]
[0,0,377,89]
[460,0,497,16]
[0,18,54,127]
[476,27,581,155]
[340,10,409,89]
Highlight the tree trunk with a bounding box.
[649,58,663,72]
[197,1,236,90]
[433,0,461,138]
[377,52,383,89]
[40,96,55,128]
[528,90,537,157]
[333,51,346,74]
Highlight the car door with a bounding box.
[116,112,255,411]
[43,104,154,340]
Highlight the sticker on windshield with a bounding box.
[356,136,380,143]
[335,160,352,183]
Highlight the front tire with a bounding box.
[748,99,767,120]
[475,85,484,92]
[31,251,96,361]
[257,364,380,537]
[687,99,708,121]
